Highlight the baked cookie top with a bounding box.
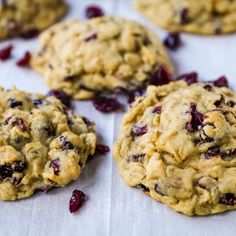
[0,0,67,40]
[134,0,236,34]
[31,16,172,100]
[0,87,96,200]
[113,81,236,215]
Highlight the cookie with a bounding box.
[0,87,97,200]
[134,0,236,34]
[0,0,67,40]
[113,80,236,215]
[31,16,173,100]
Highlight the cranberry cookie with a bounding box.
[0,0,67,40]
[113,81,236,215]
[31,16,172,100]
[0,87,96,200]
[134,0,236,34]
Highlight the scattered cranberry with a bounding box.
[227,100,235,107]
[185,102,204,133]
[8,98,23,108]
[69,189,86,213]
[0,45,13,60]
[95,144,110,155]
[17,51,31,67]
[177,72,198,85]
[132,125,148,137]
[0,161,25,180]
[20,29,39,39]
[92,96,122,113]
[163,33,181,50]
[180,8,190,24]
[219,193,236,206]
[213,76,228,87]
[214,95,225,107]
[85,33,97,42]
[150,66,173,86]
[153,105,162,114]
[47,90,71,107]
[85,5,104,19]
[60,136,74,150]
[12,118,28,132]
[49,158,60,176]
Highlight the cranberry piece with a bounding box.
[95,144,110,155]
[12,118,28,132]
[177,72,198,85]
[0,45,13,60]
[185,102,204,133]
[32,99,43,106]
[150,66,173,86]
[85,33,97,42]
[47,90,71,107]
[85,5,104,19]
[214,95,225,107]
[213,76,228,87]
[0,161,25,180]
[69,189,86,213]
[132,125,148,137]
[219,193,236,206]
[92,96,122,113]
[20,29,39,39]
[127,154,145,162]
[17,51,31,67]
[180,8,190,24]
[8,98,23,108]
[49,158,60,176]
[227,101,235,107]
[163,33,181,50]
[59,136,74,150]
[137,184,149,192]
[153,105,162,114]
[203,84,213,91]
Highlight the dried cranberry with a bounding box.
[60,136,74,150]
[16,51,31,67]
[185,103,204,133]
[137,184,149,192]
[180,8,190,24]
[227,101,235,107]
[47,90,71,107]
[150,66,173,86]
[127,154,145,162]
[49,158,60,176]
[92,96,122,113]
[153,105,162,114]
[177,72,198,85]
[95,144,110,155]
[203,84,213,91]
[0,161,25,180]
[163,33,181,50]
[12,118,28,132]
[85,5,104,19]
[85,33,97,42]
[214,95,225,107]
[0,45,13,60]
[219,193,236,206]
[20,29,39,39]
[213,76,228,88]
[32,99,43,106]
[8,98,23,108]
[132,125,148,137]
[205,148,236,160]
[69,189,86,213]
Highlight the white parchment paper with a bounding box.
[0,0,236,235]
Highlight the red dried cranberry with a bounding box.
[69,189,86,213]
[59,136,74,150]
[214,95,225,107]
[8,98,23,108]
[16,51,31,67]
[49,158,60,176]
[0,161,25,180]
[213,76,228,87]
[219,193,236,205]
[20,29,39,39]
[132,125,148,137]
[85,33,97,42]
[163,33,181,50]
[47,90,71,107]
[153,105,162,114]
[227,101,235,107]
[92,96,122,113]
[177,72,198,85]
[185,103,204,133]
[150,66,173,86]
[0,44,13,60]
[180,8,190,24]
[85,5,104,19]
[12,118,28,132]
[95,144,110,155]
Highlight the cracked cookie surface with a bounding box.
[134,0,236,34]
[0,87,96,200]
[31,16,172,100]
[0,0,67,40]
[113,81,236,215]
